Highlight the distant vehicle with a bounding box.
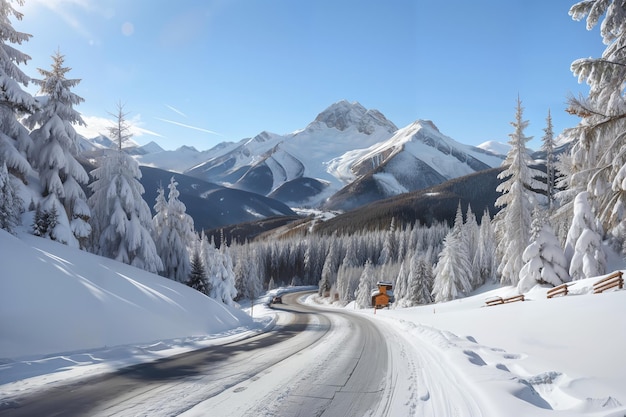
[271,295,283,304]
[371,281,394,309]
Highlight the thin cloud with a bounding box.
[165,104,187,118]
[75,114,164,139]
[155,117,224,137]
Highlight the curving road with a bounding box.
[0,292,392,417]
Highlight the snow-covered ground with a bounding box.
[1,230,625,416]
[307,280,626,416]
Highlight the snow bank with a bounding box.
[347,280,626,416]
[0,230,254,360]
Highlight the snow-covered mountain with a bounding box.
[478,140,510,156]
[183,100,398,207]
[81,100,505,211]
[177,101,502,209]
[324,120,503,210]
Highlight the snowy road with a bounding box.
[0,292,391,417]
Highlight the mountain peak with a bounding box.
[416,120,440,133]
[312,100,397,134]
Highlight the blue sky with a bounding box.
[14,0,605,151]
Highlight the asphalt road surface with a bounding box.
[0,292,391,417]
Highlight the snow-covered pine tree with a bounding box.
[432,214,473,303]
[233,251,248,301]
[355,259,375,309]
[219,239,237,306]
[88,103,163,273]
[0,0,37,185]
[214,243,237,305]
[153,177,195,282]
[24,50,91,247]
[473,210,498,283]
[494,97,546,286]
[565,191,606,280]
[518,207,569,293]
[0,160,22,234]
[407,252,434,306]
[462,204,481,288]
[318,240,337,296]
[393,255,409,306]
[378,217,397,265]
[542,110,556,212]
[565,1,626,252]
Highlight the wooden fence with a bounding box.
[485,294,525,306]
[593,271,624,294]
[547,283,569,299]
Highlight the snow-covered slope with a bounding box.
[134,140,241,173]
[324,120,504,210]
[0,230,255,360]
[478,140,510,156]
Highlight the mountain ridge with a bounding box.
[81,100,506,211]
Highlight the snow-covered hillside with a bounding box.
[0,230,256,361]
[328,120,501,182]
[478,140,510,156]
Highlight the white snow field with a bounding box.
[1,229,625,416]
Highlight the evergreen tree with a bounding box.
[407,252,434,306]
[378,217,397,265]
[88,104,162,273]
[566,191,606,280]
[25,50,91,247]
[565,1,626,251]
[0,160,22,234]
[0,0,37,183]
[153,177,195,282]
[518,208,569,293]
[188,248,209,295]
[462,204,481,288]
[355,259,375,309]
[318,240,337,296]
[494,97,546,286]
[393,255,409,306]
[432,219,473,303]
[219,239,237,306]
[542,109,556,211]
[474,210,497,284]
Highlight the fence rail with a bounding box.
[547,283,569,299]
[593,271,624,294]
[485,294,525,306]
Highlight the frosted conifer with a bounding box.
[518,208,569,293]
[566,191,606,280]
[356,259,375,309]
[153,177,195,282]
[432,220,472,303]
[88,104,162,273]
[0,0,37,184]
[0,160,22,233]
[565,1,626,251]
[25,50,91,247]
[494,97,546,286]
